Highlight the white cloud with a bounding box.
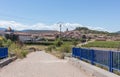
[0,20,108,32]
[0,20,28,30]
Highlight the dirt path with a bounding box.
[77,40,95,47]
[0,51,92,77]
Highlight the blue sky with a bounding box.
[0,0,120,32]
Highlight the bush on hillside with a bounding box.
[46,45,56,52]
[9,43,28,58]
[0,37,13,47]
[21,50,28,58]
[54,38,63,47]
[72,40,79,46]
[2,39,12,47]
[25,41,54,45]
[60,44,71,53]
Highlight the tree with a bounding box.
[81,35,87,43]
[75,27,89,31]
[5,33,19,41]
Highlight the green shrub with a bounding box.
[0,40,2,47]
[0,37,29,58]
[72,40,79,46]
[60,44,71,53]
[47,46,52,52]
[2,39,12,47]
[25,41,54,45]
[9,43,28,58]
[0,38,13,47]
[21,50,28,58]
[46,45,56,52]
[54,38,63,47]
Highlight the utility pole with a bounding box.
[57,22,63,39]
[59,24,62,39]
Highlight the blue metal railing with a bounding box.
[0,48,8,59]
[72,47,120,73]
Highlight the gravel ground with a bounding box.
[0,51,92,77]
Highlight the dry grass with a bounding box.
[46,50,65,59]
[26,45,48,51]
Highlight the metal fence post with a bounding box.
[91,49,94,65]
[109,51,113,72]
[79,48,82,60]
[76,48,79,58]
[72,47,75,57]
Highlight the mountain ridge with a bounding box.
[0,28,6,31]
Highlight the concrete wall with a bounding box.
[65,57,120,77]
[0,57,17,68]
